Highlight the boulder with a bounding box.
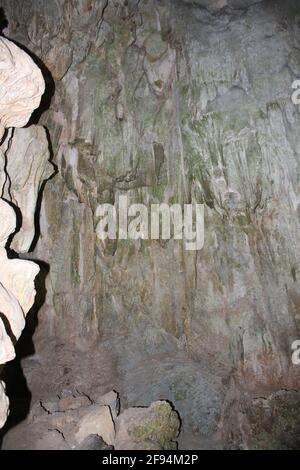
[115,401,180,450]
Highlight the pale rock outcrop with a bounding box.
[0,247,39,336]
[2,125,53,253]
[0,198,40,427]
[0,37,44,128]
[74,404,115,446]
[0,35,46,429]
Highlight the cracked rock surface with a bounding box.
[4,388,180,450]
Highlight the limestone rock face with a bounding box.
[19,390,118,449]
[0,35,46,430]
[0,37,44,128]
[0,247,39,330]
[0,197,40,429]
[2,125,53,253]
[0,196,40,429]
[1,0,300,449]
[0,315,15,364]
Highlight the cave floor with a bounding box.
[0,337,222,450]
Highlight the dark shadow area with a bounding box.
[4,199,23,259]
[0,128,8,147]
[0,7,8,33]
[0,8,56,448]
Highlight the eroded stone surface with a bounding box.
[0,37,44,128]
[1,0,300,449]
[0,35,45,430]
[2,388,181,450]
[0,198,40,429]
[2,125,53,253]
[222,389,300,450]
[115,401,180,450]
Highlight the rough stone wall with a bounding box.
[0,36,48,429]
[2,0,300,448]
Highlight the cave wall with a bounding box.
[0,35,48,431]
[2,0,300,448]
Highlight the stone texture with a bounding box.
[74,404,115,445]
[2,125,53,253]
[29,401,116,448]
[0,197,39,364]
[115,401,180,450]
[0,197,40,429]
[0,36,46,430]
[222,389,300,450]
[0,381,9,429]
[1,0,300,449]
[0,37,44,128]
[26,389,118,448]
[0,248,39,322]
[93,390,120,421]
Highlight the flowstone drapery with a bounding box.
[0,36,48,428]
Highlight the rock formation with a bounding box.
[0,37,44,128]
[1,0,300,449]
[4,388,180,450]
[114,401,180,450]
[0,36,46,429]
